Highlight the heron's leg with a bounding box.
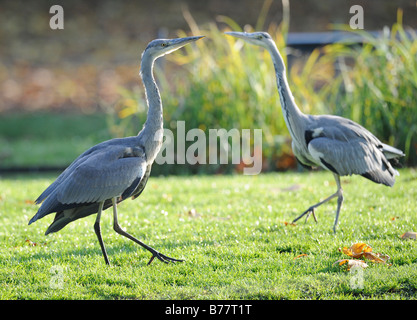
[111,198,183,265]
[332,174,344,234]
[292,192,338,224]
[292,174,343,230]
[94,201,110,265]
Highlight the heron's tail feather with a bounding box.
[387,157,403,170]
[381,143,405,159]
[380,143,405,171]
[28,203,55,225]
[28,215,38,225]
[28,194,79,225]
[45,212,71,235]
[44,200,113,235]
[361,170,395,187]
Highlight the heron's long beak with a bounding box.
[154,36,204,58]
[224,31,250,40]
[169,35,205,49]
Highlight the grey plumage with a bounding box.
[226,31,404,232]
[29,36,204,265]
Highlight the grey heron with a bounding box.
[225,31,404,233]
[29,35,205,265]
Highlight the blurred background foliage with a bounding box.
[0,0,416,174]
[113,5,417,173]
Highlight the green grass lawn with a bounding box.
[0,169,416,300]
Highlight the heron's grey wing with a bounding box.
[307,135,398,187]
[291,140,316,169]
[131,164,152,199]
[44,161,151,235]
[34,156,89,204]
[29,145,147,225]
[34,137,138,204]
[56,145,147,204]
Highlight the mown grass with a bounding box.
[0,169,416,299]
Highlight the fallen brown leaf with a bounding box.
[363,252,391,264]
[284,221,297,226]
[339,242,391,265]
[24,239,47,247]
[339,242,372,258]
[333,259,368,271]
[25,239,37,246]
[294,254,308,260]
[401,231,417,240]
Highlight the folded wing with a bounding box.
[29,144,147,225]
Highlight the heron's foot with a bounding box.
[292,206,318,224]
[147,250,184,265]
[304,207,318,223]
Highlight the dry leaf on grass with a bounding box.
[284,221,296,226]
[338,242,391,266]
[363,252,391,264]
[339,242,372,258]
[333,259,368,271]
[401,231,417,240]
[294,254,308,260]
[25,239,37,246]
[23,239,47,247]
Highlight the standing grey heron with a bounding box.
[29,35,204,265]
[225,31,404,233]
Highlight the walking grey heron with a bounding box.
[225,31,404,233]
[29,35,204,265]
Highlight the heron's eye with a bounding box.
[161,43,167,47]
[258,35,263,40]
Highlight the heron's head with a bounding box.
[143,36,205,61]
[225,31,273,49]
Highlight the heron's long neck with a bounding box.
[268,43,306,144]
[139,54,164,161]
